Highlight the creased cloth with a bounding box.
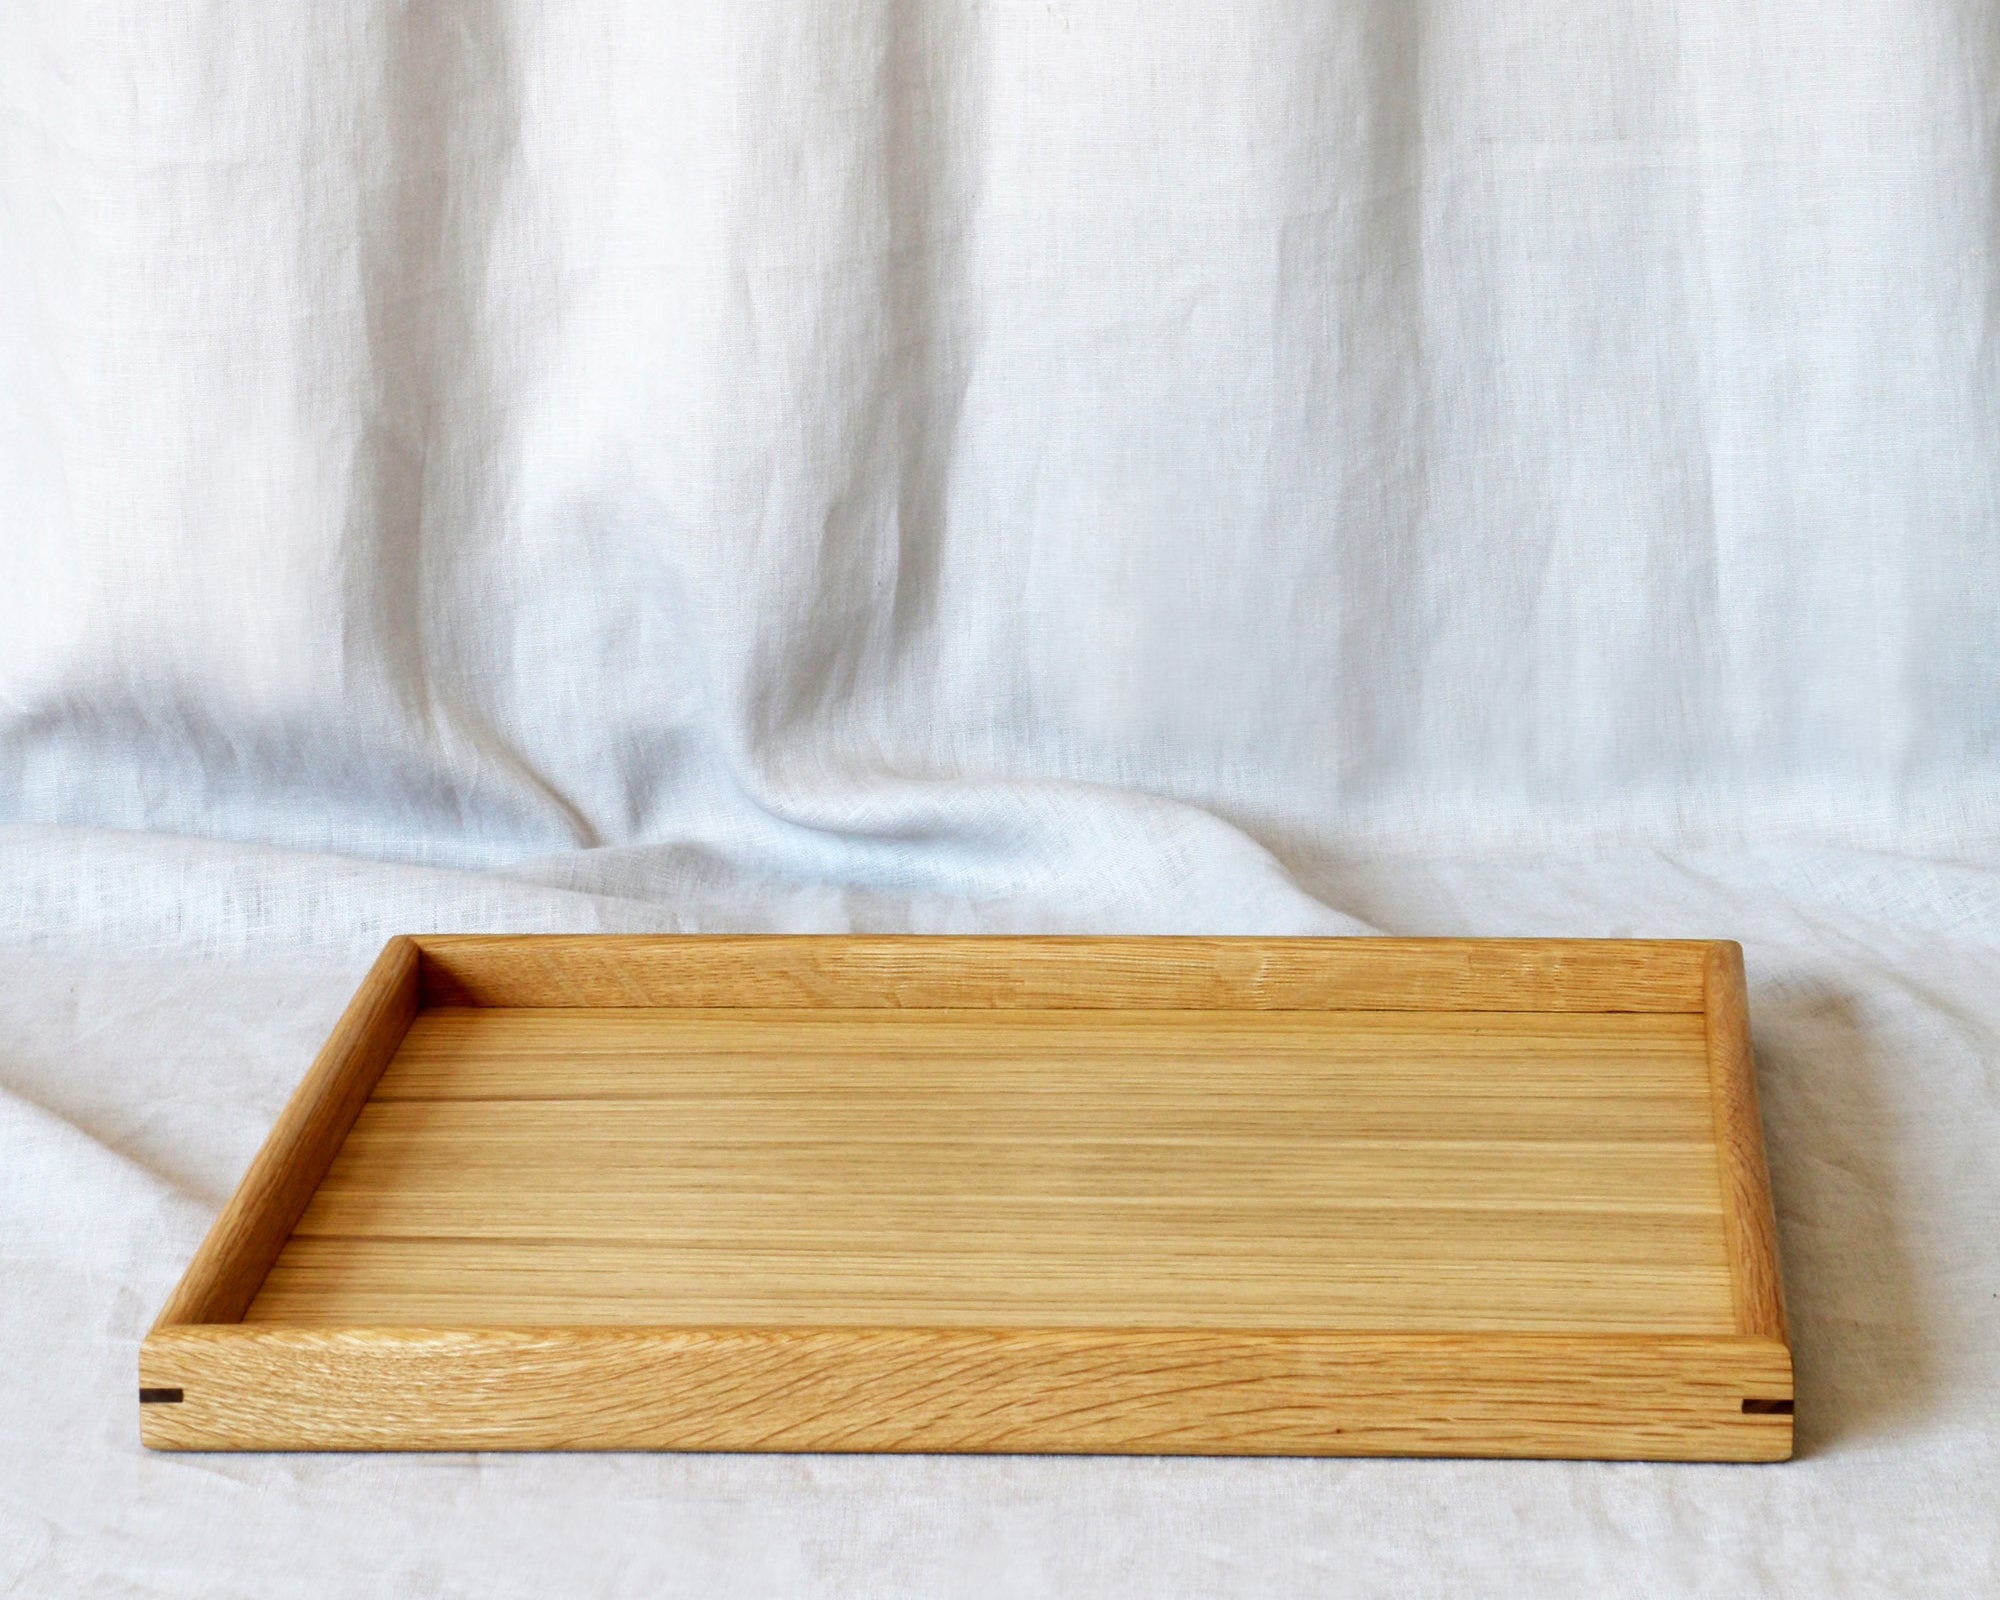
[2,1,1998,1593]
[2,3,1995,866]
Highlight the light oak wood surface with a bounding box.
[144,936,1792,1458]
[415,935,1711,1012]
[151,937,418,1328]
[1704,943,1790,1341]
[140,1326,1794,1459]
[248,1004,1733,1333]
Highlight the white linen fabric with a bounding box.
[2,2,1996,1594]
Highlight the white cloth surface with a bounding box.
[3,0,1998,1592]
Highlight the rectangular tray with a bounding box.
[141,936,1790,1458]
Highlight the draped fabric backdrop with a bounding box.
[4,2,1996,882]
[2,5,1997,1595]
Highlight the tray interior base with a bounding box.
[247,1005,1737,1334]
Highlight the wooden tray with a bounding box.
[141,936,1790,1459]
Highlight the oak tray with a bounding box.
[141,936,1791,1458]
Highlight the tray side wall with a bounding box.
[414,935,1711,1013]
[1702,943,1790,1343]
[148,937,420,1329]
[140,1326,1794,1460]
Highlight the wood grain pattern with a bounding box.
[140,1326,1793,1460]
[375,1007,1714,1100]
[144,935,1791,1458]
[415,935,1710,1013]
[1703,942,1789,1341]
[248,1240,1736,1332]
[150,937,419,1328]
[246,1004,1733,1334]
